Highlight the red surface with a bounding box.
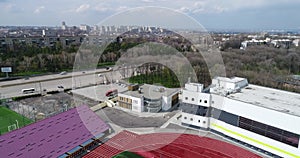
[84,130,262,158]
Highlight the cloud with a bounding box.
[0,0,299,29]
[34,6,45,14]
[93,4,128,13]
[76,4,90,13]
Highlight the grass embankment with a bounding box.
[112,151,144,158]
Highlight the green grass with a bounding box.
[0,106,33,135]
[112,151,144,158]
[97,62,115,68]
[13,71,48,76]
[128,73,180,88]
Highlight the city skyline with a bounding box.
[0,0,300,30]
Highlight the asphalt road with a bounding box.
[0,68,122,99]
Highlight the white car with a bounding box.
[59,71,67,75]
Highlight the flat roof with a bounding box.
[72,84,128,101]
[120,84,179,99]
[214,76,246,83]
[227,84,300,117]
[0,105,109,158]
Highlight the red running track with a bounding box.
[84,130,262,158]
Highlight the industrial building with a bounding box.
[180,77,300,158]
[118,84,180,113]
[0,105,110,158]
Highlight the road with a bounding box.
[0,68,122,99]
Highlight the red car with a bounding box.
[105,89,118,97]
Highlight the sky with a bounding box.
[0,0,300,30]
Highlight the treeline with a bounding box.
[129,68,180,88]
[222,46,300,92]
[0,39,141,76]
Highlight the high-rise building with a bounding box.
[62,21,67,30]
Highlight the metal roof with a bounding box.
[0,105,109,158]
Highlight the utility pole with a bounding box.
[39,82,42,95]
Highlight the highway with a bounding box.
[0,68,122,99]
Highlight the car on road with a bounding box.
[105,67,112,71]
[59,71,67,75]
[22,88,35,94]
[57,85,64,89]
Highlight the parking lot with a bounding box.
[95,107,178,128]
[71,83,128,102]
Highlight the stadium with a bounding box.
[84,130,262,158]
[0,105,109,158]
[1,76,300,158]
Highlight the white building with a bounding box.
[118,84,179,113]
[180,77,300,158]
[293,39,300,47]
[79,24,90,31]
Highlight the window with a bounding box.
[239,116,300,148]
[185,97,188,100]
[190,118,193,121]
[251,126,266,136]
[184,117,187,119]
[252,120,266,130]
[204,100,207,103]
[281,131,299,148]
[196,106,209,116]
[199,99,202,103]
[191,98,194,101]
[198,120,201,123]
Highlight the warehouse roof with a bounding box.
[227,84,300,117]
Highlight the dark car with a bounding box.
[57,85,64,89]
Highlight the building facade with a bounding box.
[117,84,179,113]
[180,77,300,158]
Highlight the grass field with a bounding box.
[112,151,143,158]
[0,106,33,135]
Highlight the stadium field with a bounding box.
[0,106,32,135]
[112,151,143,158]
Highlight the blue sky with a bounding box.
[0,0,299,30]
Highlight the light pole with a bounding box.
[15,120,19,129]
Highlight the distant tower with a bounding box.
[42,29,46,37]
[62,21,67,30]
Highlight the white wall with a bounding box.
[119,93,144,113]
[131,96,143,112]
[212,96,300,135]
[210,118,300,158]
[181,112,209,129]
[185,83,203,92]
[162,96,171,111]
[182,90,211,107]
